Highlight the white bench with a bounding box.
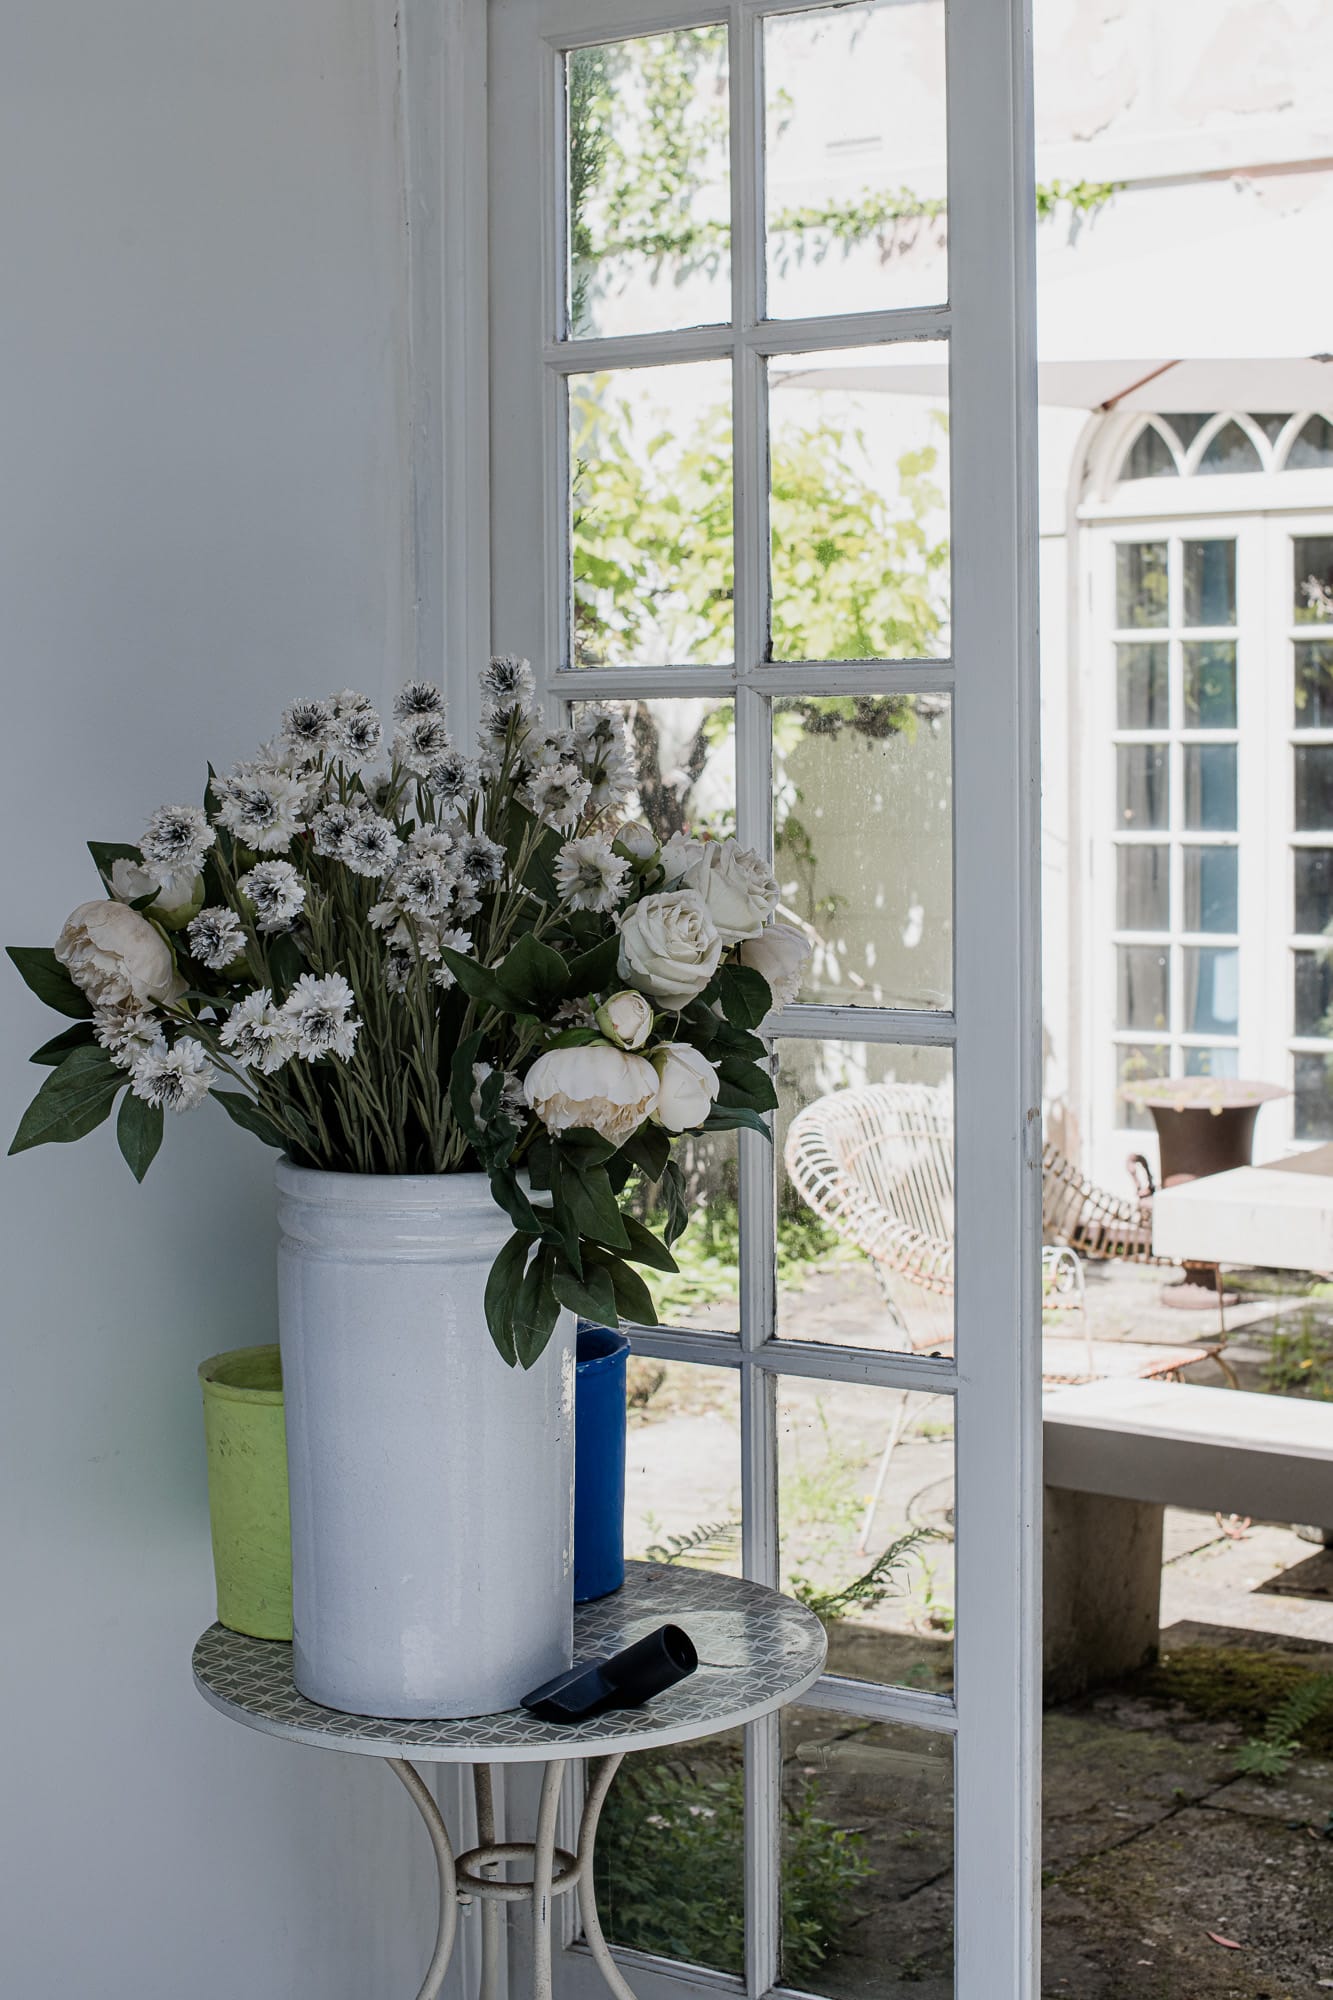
[1042,1379,1333,1696]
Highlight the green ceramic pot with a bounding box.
[198,1345,292,1641]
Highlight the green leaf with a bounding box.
[484,1232,530,1367]
[87,840,144,885]
[659,1158,689,1246]
[30,1022,97,1066]
[513,1242,561,1369]
[556,1149,630,1251]
[708,1017,768,1062]
[116,1090,163,1181]
[265,932,305,999]
[702,1105,773,1138]
[587,1248,659,1326]
[8,1044,123,1153]
[717,963,773,1031]
[488,1164,545,1241]
[495,933,570,1015]
[564,934,622,999]
[541,1027,603,1051]
[716,1054,779,1114]
[618,1213,679,1273]
[7,946,94,1020]
[448,1028,488,1146]
[438,947,507,1013]
[506,804,564,906]
[551,1256,619,1327]
[213,1090,287,1149]
[619,1123,671,1184]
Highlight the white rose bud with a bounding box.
[739,921,812,1013]
[658,832,706,889]
[650,1043,721,1133]
[680,838,779,946]
[595,989,655,1051]
[613,820,659,863]
[54,900,183,1008]
[617,889,723,1009]
[524,1042,660,1147]
[109,857,204,930]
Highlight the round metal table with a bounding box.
[193,1560,826,2000]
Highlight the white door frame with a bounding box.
[416,0,1043,1991]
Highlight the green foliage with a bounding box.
[1140,1645,1333,1757]
[1234,1673,1333,1781]
[642,1195,850,1317]
[790,1529,928,1624]
[643,1519,740,1567]
[593,1748,870,1981]
[1260,1310,1333,1401]
[8,1043,124,1154]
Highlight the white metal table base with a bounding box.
[387,1754,633,2000]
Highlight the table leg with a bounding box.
[530,1759,568,2000]
[473,1763,505,2000]
[387,1758,461,2000]
[575,1755,637,2000]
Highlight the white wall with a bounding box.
[0,6,445,1993]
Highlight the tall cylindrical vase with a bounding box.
[275,1161,575,1720]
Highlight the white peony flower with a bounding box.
[395,712,453,776]
[554,834,630,913]
[238,860,305,934]
[343,815,400,879]
[739,921,811,1014]
[617,890,723,1009]
[219,988,297,1073]
[93,1001,167,1071]
[281,972,360,1063]
[679,838,779,945]
[213,765,310,853]
[524,1042,659,1146]
[650,1043,721,1133]
[187,906,247,972]
[595,989,655,1051]
[613,820,659,862]
[281,698,335,757]
[129,1036,215,1114]
[55,900,182,1008]
[139,804,215,887]
[658,832,707,888]
[108,857,204,929]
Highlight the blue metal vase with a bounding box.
[574,1322,631,1603]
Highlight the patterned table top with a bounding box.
[192,1562,827,1763]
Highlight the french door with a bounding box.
[482,0,1041,1993]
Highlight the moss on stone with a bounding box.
[1137,1643,1333,1753]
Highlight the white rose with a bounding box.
[109,857,204,930]
[524,1042,660,1146]
[650,1043,720,1133]
[680,838,779,946]
[739,921,811,1013]
[613,820,659,863]
[617,890,723,1009]
[658,832,706,888]
[595,989,655,1051]
[54,900,182,1008]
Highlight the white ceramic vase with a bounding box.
[275,1161,575,1719]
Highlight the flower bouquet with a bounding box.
[8,659,810,1368]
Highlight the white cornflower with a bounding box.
[219,988,296,1074]
[94,1002,167,1071]
[130,1037,215,1113]
[311,801,364,859]
[470,1061,527,1124]
[585,740,636,816]
[553,834,630,913]
[393,680,445,723]
[525,726,576,773]
[214,765,309,853]
[427,747,479,809]
[343,814,399,878]
[238,860,306,934]
[431,927,473,990]
[281,973,360,1063]
[140,804,214,886]
[525,763,592,831]
[330,691,383,762]
[281,698,335,757]
[481,655,535,703]
[187,906,246,972]
[478,694,541,760]
[395,712,453,776]
[391,852,455,919]
[457,832,506,892]
[572,704,623,756]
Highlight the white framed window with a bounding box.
[1079,411,1333,1183]
[482,2,1041,1996]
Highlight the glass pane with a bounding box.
[1287,415,1333,471]
[623,1360,741,1569]
[1197,419,1262,475]
[1294,950,1333,1038]
[593,1727,745,1974]
[768,344,950,662]
[777,1040,954,1355]
[1295,745,1333,831]
[570,697,736,842]
[627,1130,740,1335]
[774,694,951,1009]
[1116,745,1168,830]
[1181,846,1237,933]
[1119,424,1177,480]
[1294,849,1333,935]
[1183,1045,1238,1079]
[1184,745,1237,831]
[1116,845,1168,932]
[764,0,947,321]
[1293,536,1333,622]
[1183,539,1236,627]
[1116,945,1169,1033]
[570,361,733,668]
[1115,542,1167,629]
[1161,413,1211,450]
[780,1708,954,1996]
[1295,641,1333,728]
[1182,641,1236,727]
[1116,1043,1169,1131]
[1116,643,1168,729]
[1183,946,1239,1036]
[777,1375,954,1692]
[1294,1053,1333,1142]
[566,29,730,340]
